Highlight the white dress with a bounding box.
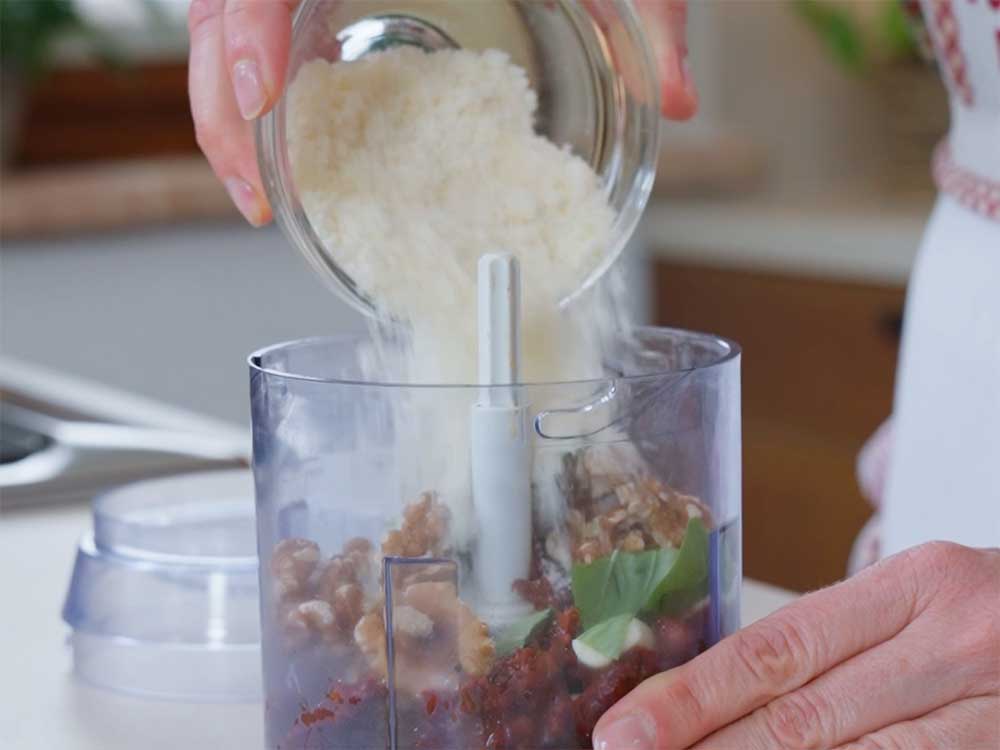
[881,0,1000,555]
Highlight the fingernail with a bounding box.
[594,712,657,750]
[225,177,265,226]
[232,58,267,120]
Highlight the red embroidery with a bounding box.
[933,140,1000,221]
[930,0,975,106]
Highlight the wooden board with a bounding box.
[653,260,906,592]
[16,62,196,167]
[1,156,236,238]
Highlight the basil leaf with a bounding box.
[647,518,710,616]
[494,608,552,657]
[571,518,710,627]
[575,613,634,661]
[571,547,678,629]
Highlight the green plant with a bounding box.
[0,0,108,76]
[792,0,924,73]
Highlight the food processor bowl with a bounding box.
[249,328,741,749]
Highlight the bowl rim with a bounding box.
[248,326,742,389]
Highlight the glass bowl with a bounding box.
[256,0,661,317]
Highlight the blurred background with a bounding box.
[0,0,948,593]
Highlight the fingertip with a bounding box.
[224,176,272,227]
[658,51,698,121]
[593,710,659,750]
[661,82,698,121]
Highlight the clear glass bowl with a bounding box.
[249,328,741,749]
[256,0,661,316]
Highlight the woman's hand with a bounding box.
[594,542,1000,749]
[188,0,296,226]
[187,0,695,227]
[635,0,697,120]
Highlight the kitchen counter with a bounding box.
[645,187,934,286]
[1,501,797,750]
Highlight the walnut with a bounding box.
[615,480,656,518]
[381,530,412,558]
[646,504,691,549]
[354,609,387,675]
[392,604,434,639]
[344,536,374,563]
[381,493,450,558]
[342,537,375,586]
[581,443,643,498]
[315,556,357,594]
[565,476,713,563]
[457,608,494,677]
[331,583,365,632]
[283,583,365,649]
[685,502,705,520]
[402,582,495,677]
[352,580,494,695]
[621,530,646,552]
[270,538,320,600]
[314,535,376,610]
[576,539,610,565]
[284,599,336,648]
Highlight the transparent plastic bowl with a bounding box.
[256,0,661,316]
[62,470,262,702]
[249,328,741,749]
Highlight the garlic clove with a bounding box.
[572,637,613,670]
[623,617,655,651]
[572,617,655,670]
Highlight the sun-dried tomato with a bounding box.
[512,576,557,610]
[282,678,388,749]
[574,648,661,745]
[280,606,708,749]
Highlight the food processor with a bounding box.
[250,330,741,749]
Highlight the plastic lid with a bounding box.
[62,470,261,702]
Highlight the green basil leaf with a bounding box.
[571,547,677,629]
[575,613,634,661]
[572,518,710,627]
[494,608,552,657]
[646,518,710,616]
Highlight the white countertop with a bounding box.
[644,189,934,286]
[1,503,797,750]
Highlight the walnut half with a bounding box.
[566,474,713,564]
[270,538,321,600]
[352,580,494,695]
[381,492,450,558]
